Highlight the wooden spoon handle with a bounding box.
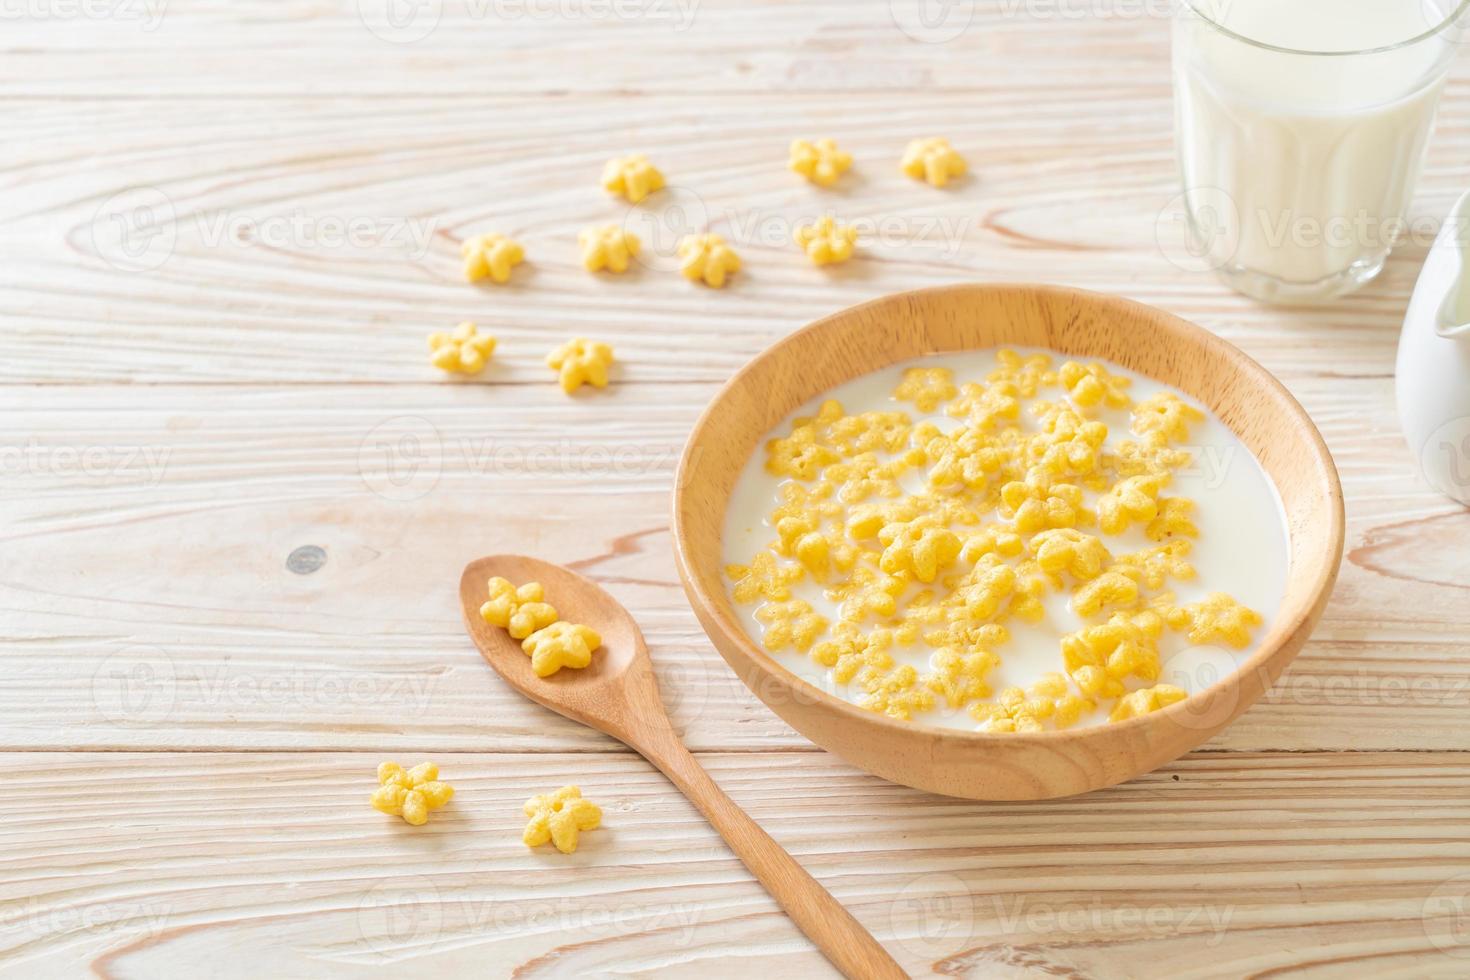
[642,738,908,980]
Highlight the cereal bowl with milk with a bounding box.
[672,285,1344,800]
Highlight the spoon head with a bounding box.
[459,554,664,743]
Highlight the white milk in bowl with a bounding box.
[1173,0,1460,302]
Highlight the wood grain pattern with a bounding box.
[5,752,1470,979]
[5,0,1470,972]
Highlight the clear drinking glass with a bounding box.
[1172,0,1466,303]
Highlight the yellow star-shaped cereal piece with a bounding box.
[602,154,665,204]
[371,761,454,826]
[1166,592,1262,649]
[523,785,602,854]
[1109,684,1187,722]
[677,233,741,288]
[521,621,601,677]
[858,665,934,720]
[901,137,967,187]
[793,215,858,265]
[578,224,641,273]
[726,551,805,604]
[480,577,559,640]
[461,233,524,284]
[1132,392,1206,446]
[428,321,497,375]
[754,599,828,653]
[546,337,615,394]
[789,138,853,187]
[1059,361,1132,410]
[894,366,957,412]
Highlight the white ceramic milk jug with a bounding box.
[1396,190,1470,505]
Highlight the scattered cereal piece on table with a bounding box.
[602,154,665,204]
[480,577,558,640]
[794,215,859,265]
[428,322,497,375]
[677,233,741,288]
[789,138,852,186]
[901,137,967,187]
[372,761,454,826]
[546,338,615,394]
[521,621,601,677]
[523,785,602,854]
[579,224,641,274]
[461,233,524,284]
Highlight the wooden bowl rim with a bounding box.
[672,283,1345,747]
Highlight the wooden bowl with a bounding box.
[672,284,1344,801]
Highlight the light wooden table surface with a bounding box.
[5,2,1470,977]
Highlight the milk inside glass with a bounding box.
[1173,0,1460,302]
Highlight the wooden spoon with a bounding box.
[460,554,908,980]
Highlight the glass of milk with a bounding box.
[1173,0,1465,303]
